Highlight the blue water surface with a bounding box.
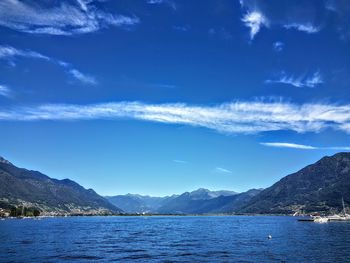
[0,216,350,262]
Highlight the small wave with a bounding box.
[120,254,153,260]
[58,255,103,260]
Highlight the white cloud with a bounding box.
[0,0,139,36]
[215,167,232,174]
[0,45,96,85]
[147,0,164,3]
[0,85,11,98]
[147,0,176,10]
[241,11,269,40]
[0,45,50,61]
[260,142,317,149]
[284,23,320,33]
[273,41,284,52]
[265,71,323,88]
[260,142,350,151]
[2,100,350,134]
[305,72,323,87]
[69,69,97,85]
[239,1,323,39]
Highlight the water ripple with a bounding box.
[1,216,350,262]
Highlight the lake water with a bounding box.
[1,216,350,262]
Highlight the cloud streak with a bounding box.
[68,69,97,85]
[1,100,350,134]
[0,45,49,61]
[260,142,350,151]
[265,71,323,88]
[215,167,232,174]
[147,0,176,10]
[0,45,96,85]
[0,85,11,98]
[260,142,316,150]
[283,23,320,34]
[0,0,139,36]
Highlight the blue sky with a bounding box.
[1,0,350,196]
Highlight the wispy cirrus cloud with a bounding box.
[260,142,316,150]
[214,167,232,174]
[68,69,97,85]
[0,45,50,61]
[0,45,96,85]
[239,0,324,39]
[273,41,284,52]
[2,100,350,134]
[0,84,11,98]
[265,71,323,88]
[0,0,139,36]
[260,142,350,151]
[283,23,320,33]
[241,10,269,40]
[147,0,176,10]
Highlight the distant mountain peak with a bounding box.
[189,188,238,199]
[191,188,210,194]
[0,156,12,165]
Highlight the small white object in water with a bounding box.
[268,235,272,239]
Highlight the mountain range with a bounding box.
[155,188,261,214]
[106,188,254,214]
[1,152,350,215]
[105,194,178,214]
[0,157,122,215]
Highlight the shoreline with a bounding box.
[0,213,298,219]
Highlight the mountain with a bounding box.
[182,188,238,200]
[198,189,263,214]
[4,152,349,216]
[240,152,350,214]
[106,194,178,213]
[106,188,242,214]
[156,188,261,214]
[0,156,122,215]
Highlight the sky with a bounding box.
[1,0,350,196]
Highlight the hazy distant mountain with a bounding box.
[240,152,350,214]
[183,188,238,200]
[0,156,122,215]
[156,188,261,214]
[107,188,241,214]
[198,189,263,214]
[106,194,178,213]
